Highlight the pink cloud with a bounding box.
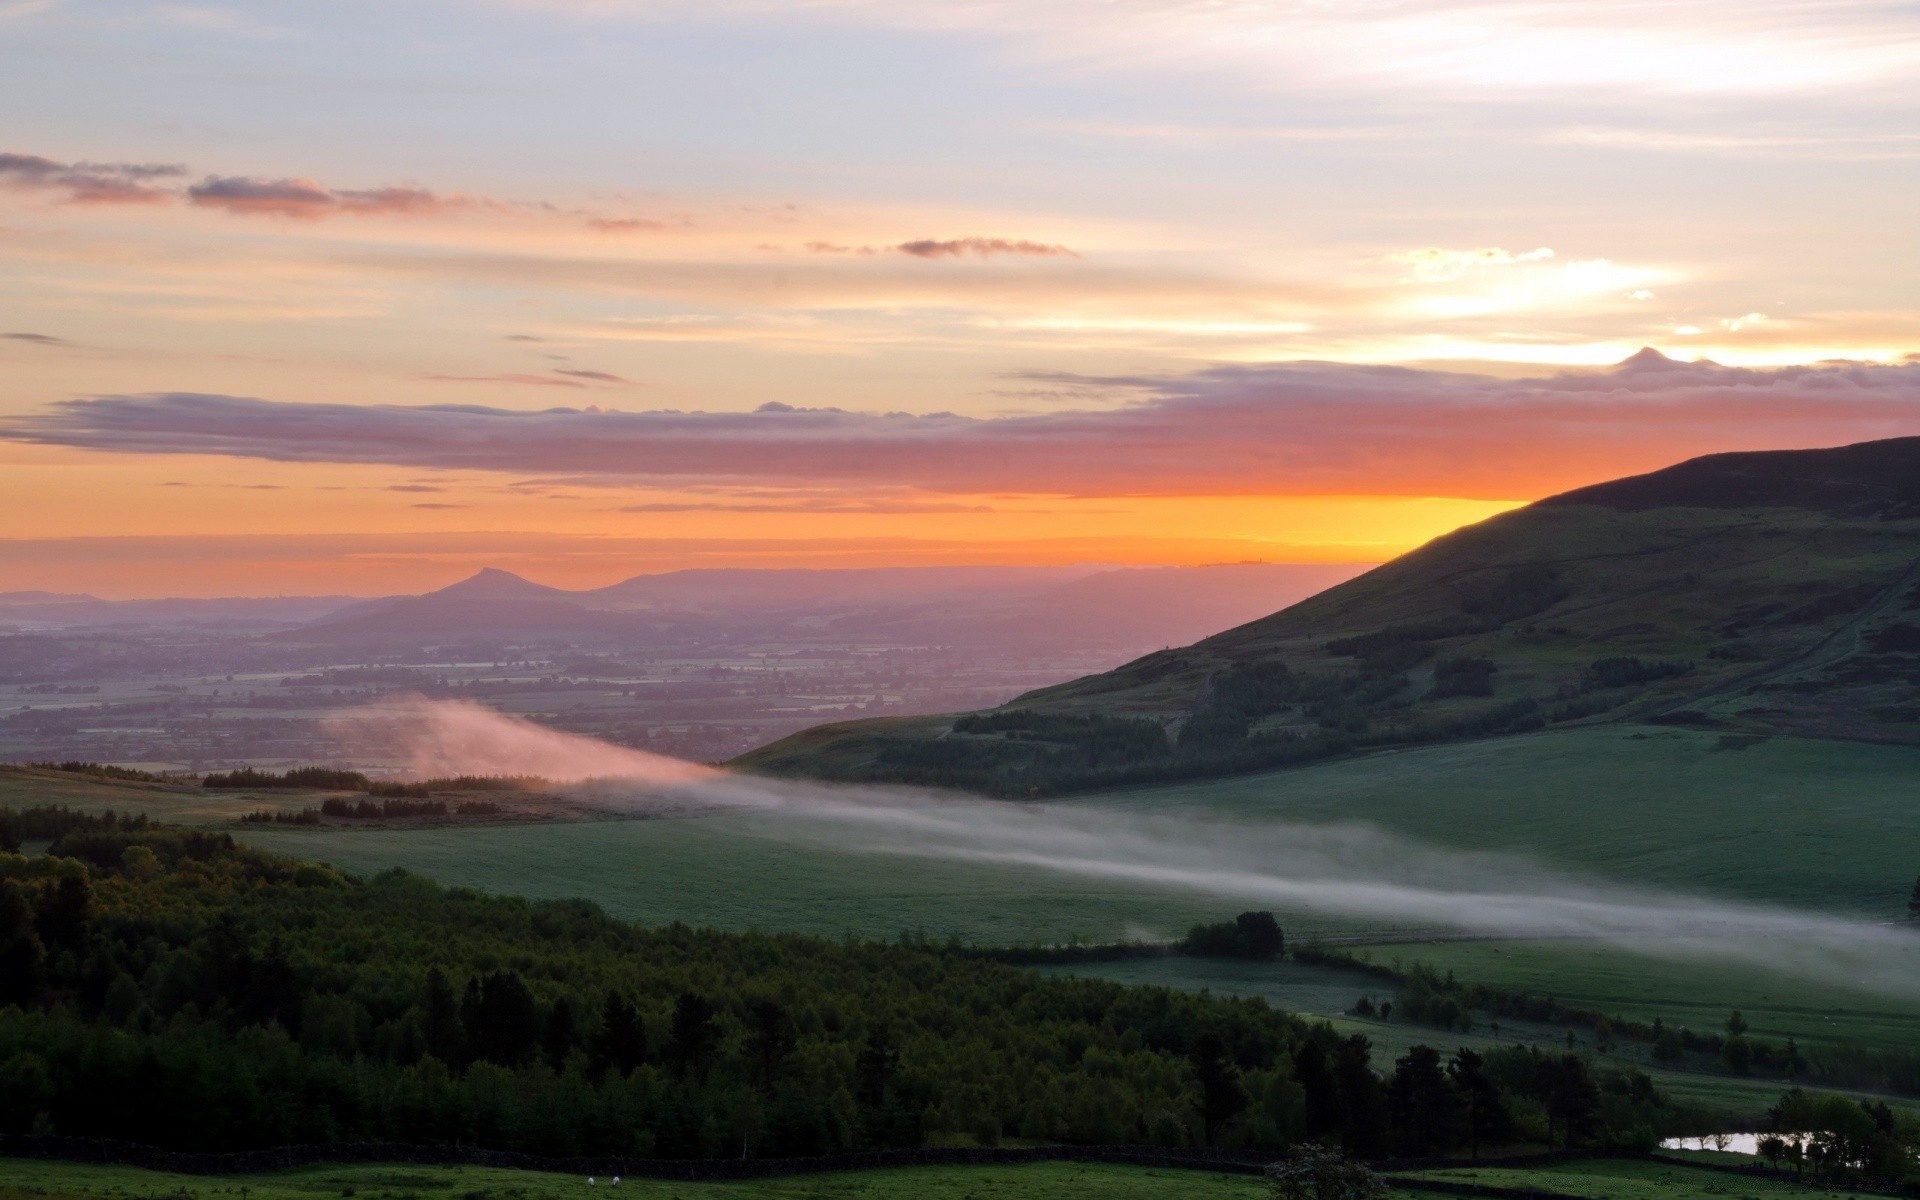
[8,351,1919,500]
[895,237,1076,259]
[187,176,455,219]
[0,152,182,206]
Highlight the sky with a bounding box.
[2,0,1919,597]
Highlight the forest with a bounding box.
[0,806,1680,1162]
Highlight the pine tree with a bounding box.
[1190,1032,1250,1147]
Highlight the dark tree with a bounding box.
[422,968,465,1066]
[0,880,45,1007]
[665,990,719,1079]
[542,995,577,1071]
[1190,1032,1250,1146]
[1294,1040,1343,1142]
[746,998,798,1089]
[238,940,301,1033]
[591,990,646,1079]
[467,970,539,1067]
[1235,911,1285,959]
[1447,1048,1509,1161]
[194,912,252,1008]
[1386,1045,1463,1156]
[856,1024,899,1108]
[1536,1054,1599,1149]
[1333,1035,1389,1159]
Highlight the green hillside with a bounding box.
[739,438,1920,794]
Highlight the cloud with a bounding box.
[587,216,667,233]
[2,331,66,345]
[424,372,588,388]
[9,352,1920,499]
[554,368,632,384]
[615,500,995,514]
[0,152,182,205]
[187,176,456,220]
[895,237,1076,259]
[1388,246,1554,282]
[491,0,1920,99]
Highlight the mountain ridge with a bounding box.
[737,436,1920,794]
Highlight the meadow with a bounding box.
[1397,1156,1877,1200]
[1042,958,1839,1119]
[17,723,1920,1122]
[0,1159,1267,1200]
[0,1155,1865,1200]
[225,725,1920,946]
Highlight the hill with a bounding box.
[737,437,1920,793]
[271,561,1364,653]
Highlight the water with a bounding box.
[1660,1133,1793,1155]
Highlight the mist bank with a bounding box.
[337,697,1920,1001]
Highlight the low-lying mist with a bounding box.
[333,697,1920,1000]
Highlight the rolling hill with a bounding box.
[738,436,1920,793]
[270,561,1365,653]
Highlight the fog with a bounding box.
[336,697,1920,1000]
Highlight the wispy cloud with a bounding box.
[424,372,589,388]
[187,176,457,220]
[896,237,1076,259]
[553,368,633,384]
[9,352,1918,500]
[2,331,67,345]
[495,0,1920,98]
[0,152,182,205]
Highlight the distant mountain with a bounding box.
[0,593,360,629]
[738,436,1920,795]
[270,561,1368,653]
[0,591,97,606]
[432,566,573,601]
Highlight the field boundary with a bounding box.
[1390,1150,1910,1198]
[0,1135,1277,1181]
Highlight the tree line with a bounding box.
[0,816,1683,1161]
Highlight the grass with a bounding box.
[0,1158,1267,1200]
[1085,726,1920,918]
[1347,939,1920,1055]
[1039,960,1852,1120]
[25,726,1920,1116]
[235,814,1246,946]
[1400,1156,1874,1200]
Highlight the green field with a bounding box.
[1399,1156,1870,1200]
[0,1156,1860,1200]
[20,725,1920,1119]
[0,1159,1265,1200]
[1349,939,1920,1054]
[228,726,1920,946]
[1040,958,1844,1119]
[1086,726,1920,918]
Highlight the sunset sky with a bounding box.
[4,0,1919,596]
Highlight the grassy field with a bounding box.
[1086,726,1920,918]
[1347,939,1920,1054]
[223,726,1920,945]
[1042,959,1833,1119]
[0,1158,1269,1200]
[2,1155,1857,1200]
[1399,1156,1872,1200]
[235,814,1248,946]
[19,727,1920,1117]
